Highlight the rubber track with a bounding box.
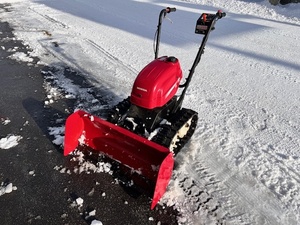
[107,97,131,124]
[152,108,198,155]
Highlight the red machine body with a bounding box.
[130,56,183,109]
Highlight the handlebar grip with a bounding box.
[166,7,176,13]
[216,10,226,19]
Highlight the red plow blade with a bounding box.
[64,110,174,209]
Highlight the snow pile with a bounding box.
[8,51,34,63]
[54,151,112,175]
[70,151,112,175]
[43,80,63,106]
[0,135,22,149]
[0,182,17,196]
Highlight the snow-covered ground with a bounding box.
[0,0,299,224]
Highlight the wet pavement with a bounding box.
[0,10,177,225]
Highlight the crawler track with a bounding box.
[152,108,198,155]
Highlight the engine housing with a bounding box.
[130,56,183,109]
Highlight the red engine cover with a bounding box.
[131,56,183,109]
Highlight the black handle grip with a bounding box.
[216,10,226,19]
[166,7,176,13]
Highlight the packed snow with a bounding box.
[0,0,299,224]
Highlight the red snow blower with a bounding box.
[64,7,226,209]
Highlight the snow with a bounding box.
[0,182,17,196]
[91,220,103,225]
[48,126,65,145]
[1,117,11,125]
[0,0,299,224]
[8,51,34,63]
[75,197,84,206]
[0,135,22,149]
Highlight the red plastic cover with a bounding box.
[131,56,183,109]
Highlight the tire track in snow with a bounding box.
[177,40,300,222]
[28,5,69,29]
[165,152,258,225]
[11,2,138,99]
[183,79,300,224]
[176,139,297,224]
[84,38,138,76]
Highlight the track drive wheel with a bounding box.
[151,108,198,155]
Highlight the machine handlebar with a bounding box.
[155,7,177,59]
[166,7,176,13]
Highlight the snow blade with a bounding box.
[64,110,174,209]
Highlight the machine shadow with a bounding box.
[22,97,68,154]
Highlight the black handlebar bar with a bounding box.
[155,7,176,59]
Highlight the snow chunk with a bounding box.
[1,118,11,125]
[0,135,22,149]
[8,52,34,63]
[28,170,35,176]
[48,126,65,146]
[0,182,17,196]
[4,183,13,193]
[76,197,84,206]
[89,209,96,217]
[91,220,103,225]
[78,132,86,145]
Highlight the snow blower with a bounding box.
[64,7,226,209]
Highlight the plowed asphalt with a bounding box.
[0,10,177,225]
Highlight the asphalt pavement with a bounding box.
[0,10,177,225]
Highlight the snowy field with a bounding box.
[0,0,299,224]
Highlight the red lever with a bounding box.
[202,14,207,23]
